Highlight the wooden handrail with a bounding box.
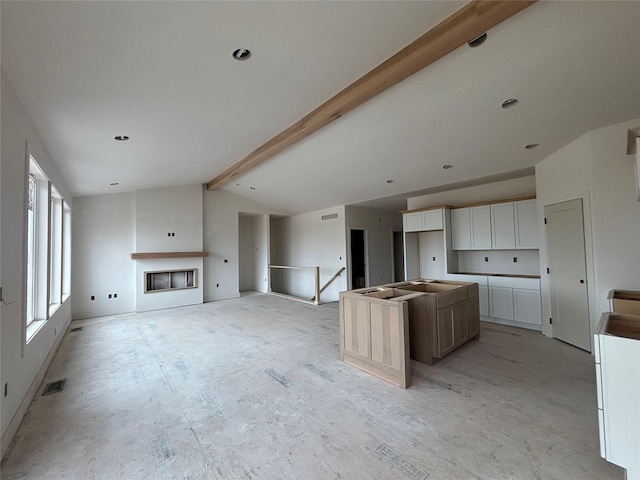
[311,267,346,302]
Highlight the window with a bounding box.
[63,201,71,299]
[26,154,71,341]
[26,175,37,327]
[49,187,63,315]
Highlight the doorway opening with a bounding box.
[392,231,404,282]
[350,229,367,289]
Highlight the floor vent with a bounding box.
[42,379,66,396]
[70,326,83,332]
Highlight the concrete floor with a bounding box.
[1,293,623,480]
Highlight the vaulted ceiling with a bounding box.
[2,1,639,213]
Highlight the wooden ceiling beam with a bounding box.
[207,0,536,191]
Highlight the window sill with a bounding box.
[26,319,46,344]
[48,303,61,317]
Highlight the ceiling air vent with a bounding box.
[321,213,338,221]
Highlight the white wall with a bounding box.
[418,230,446,278]
[239,216,256,291]
[1,71,73,456]
[535,117,640,342]
[457,250,540,276]
[270,206,347,302]
[253,214,269,293]
[345,206,403,287]
[239,214,270,292]
[589,120,640,312]
[203,189,279,302]
[135,185,203,312]
[407,175,536,210]
[72,193,136,319]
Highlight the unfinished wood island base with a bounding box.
[339,279,480,388]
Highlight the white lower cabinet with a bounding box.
[489,286,514,320]
[479,285,489,317]
[488,276,541,327]
[513,288,542,325]
[595,313,640,480]
[447,274,541,326]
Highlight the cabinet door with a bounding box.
[491,202,516,249]
[467,297,480,338]
[451,208,471,250]
[489,286,514,320]
[452,301,469,347]
[404,212,423,232]
[470,205,492,249]
[436,305,455,357]
[478,285,489,317]
[422,209,443,230]
[513,288,542,325]
[515,199,538,249]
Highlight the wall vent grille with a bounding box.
[321,213,338,221]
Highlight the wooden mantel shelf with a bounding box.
[131,251,209,260]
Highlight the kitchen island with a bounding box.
[339,278,479,388]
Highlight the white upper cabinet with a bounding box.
[422,209,444,230]
[451,208,471,250]
[403,209,443,232]
[514,199,538,249]
[450,199,538,251]
[470,206,491,250]
[404,212,424,232]
[491,202,516,249]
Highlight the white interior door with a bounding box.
[545,199,591,351]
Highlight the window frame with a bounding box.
[25,153,71,343]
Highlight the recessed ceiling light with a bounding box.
[114,135,129,141]
[468,32,487,48]
[386,179,394,184]
[525,143,539,150]
[109,182,119,186]
[232,48,252,61]
[501,98,519,109]
[442,164,453,170]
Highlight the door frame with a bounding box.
[539,190,596,348]
[390,229,404,283]
[347,227,369,290]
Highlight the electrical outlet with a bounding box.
[167,232,171,236]
[513,257,518,263]
[108,294,112,299]
[114,293,118,298]
[432,256,436,261]
[224,259,228,263]
[216,283,219,287]
[171,233,175,237]
[91,295,95,300]
[485,257,489,262]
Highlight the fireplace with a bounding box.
[144,269,197,293]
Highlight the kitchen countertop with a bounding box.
[456,272,541,279]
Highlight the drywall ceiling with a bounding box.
[2,1,640,214]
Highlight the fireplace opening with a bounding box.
[145,269,197,293]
